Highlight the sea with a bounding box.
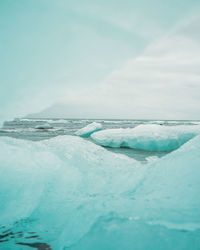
[0,118,199,162]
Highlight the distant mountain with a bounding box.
[26,103,114,119]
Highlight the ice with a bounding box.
[129,135,200,231]
[35,123,53,129]
[66,215,200,250]
[75,122,102,137]
[0,134,199,249]
[91,124,200,151]
[146,156,159,163]
[0,135,143,248]
[67,136,200,250]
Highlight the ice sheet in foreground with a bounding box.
[68,136,200,250]
[91,124,200,151]
[0,135,142,249]
[0,134,200,249]
[75,122,102,137]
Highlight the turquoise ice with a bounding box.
[75,122,102,137]
[0,134,200,249]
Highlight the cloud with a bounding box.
[2,2,200,121]
[57,14,200,119]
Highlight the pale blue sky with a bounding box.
[0,0,199,119]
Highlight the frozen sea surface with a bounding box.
[0,118,200,249]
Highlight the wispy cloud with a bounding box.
[58,14,200,119]
[1,1,199,120]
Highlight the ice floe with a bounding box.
[91,124,200,151]
[75,122,102,137]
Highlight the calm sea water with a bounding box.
[1,118,199,162]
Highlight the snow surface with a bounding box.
[0,134,200,249]
[91,124,200,151]
[75,122,102,137]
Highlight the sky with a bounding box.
[0,0,200,120]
